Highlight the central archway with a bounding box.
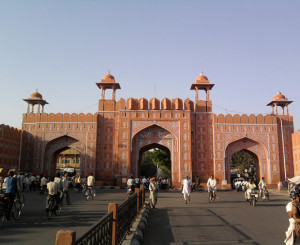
[139,143,171,178]
[131,125,179,186]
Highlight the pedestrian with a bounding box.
[195,176,200,191]
[135,176,140,188]
[54,173,63,204]
[61,174,71,205]
[24,175,30,192]
[284,188,296,245]
[182,175,191,204]
[40,175,48,195]
[149,177,158,208]
[4,171,18,220]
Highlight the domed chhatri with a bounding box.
[96,72,121,100]
[190,72,215,101]
[272,91,286,101]
[29,91,43,100]
[195,74,209,84]
[101,73,116,83]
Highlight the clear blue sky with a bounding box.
[0,1,299,130]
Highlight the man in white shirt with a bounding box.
[135,177,140,188]
[87,173,95,187]
[40,175,47,195]
[207,175,217,196]
[258,177,267,197]
[46,176,58,211]
[182,175,192,204]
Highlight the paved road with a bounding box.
[144,190,290,245]
[0,188,128,245]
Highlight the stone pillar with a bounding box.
[38,104,40,113]
[275,104,278,115]
[286,105,289,115]
[112,87,116,101]
[27,104,30,113]
[31,104,34,113]
[195,87,199,101]
[271,105,274,114]
[101,88,105,100]
[55,230,76,245]
[206,88,210,101]
[42,105,44,113]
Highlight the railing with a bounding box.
[56,185,145,245]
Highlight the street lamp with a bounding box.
[271,113,287,180]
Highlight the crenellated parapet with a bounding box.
[22,112,98,124]
[100,97,200,112]
[213,113,294,125]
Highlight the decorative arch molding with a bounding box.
[225,137,270,183]
[131,120,180,142]
[130,124,180,184]
[43,135,86,177]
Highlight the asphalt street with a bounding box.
[144,190,290,245]
[0,188,128,245]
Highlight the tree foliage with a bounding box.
[140,149,171,178]
[230,150,256,175]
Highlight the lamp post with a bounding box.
[271,114,287,180]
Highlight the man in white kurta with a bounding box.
[207,175,217,196]
[182,176,191,204]
[149,177,158,208]
[285,200,295,245]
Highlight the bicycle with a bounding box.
[0,194,22,225]
[85,186,96,201]
[46,196,61,220]
[260,187,270,201]
[208,189,216,203]
[15,192,25,210]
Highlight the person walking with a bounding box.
[61,174,71,205]
[54,173,63,204]
[182,175,191,204]
[284,188,296,245]
[40,175,47,195]
[149,177,158,208]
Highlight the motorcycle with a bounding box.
[247,188,259,206]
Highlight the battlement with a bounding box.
[99,98,212,112]
[213,114,294,125]
[22,112,98,124]
[0,124,22,141]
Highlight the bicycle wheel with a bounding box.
[0,204,5,226]
[86,194,90,201]
[11,202,21,220]
[55,204,61,216]
[208,192,211,203]
[19,194,25,209]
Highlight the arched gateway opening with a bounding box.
[139,143,171,179]
[131,125,178,186]
[225,137,268,184]
[56,147,81,176]
[43,135,86,177]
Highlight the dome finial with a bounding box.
[108,70,110,75]
[200,70,203,75]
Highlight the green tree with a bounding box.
[231,150,256,175]
[140,151,157,177]
[140,149,171,178]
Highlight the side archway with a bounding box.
[43,135,86,177]
[225,137,269,183]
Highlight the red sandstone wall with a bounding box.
[292,131,300,175]
[0,124,22,176]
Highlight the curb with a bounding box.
[122,202,151,245]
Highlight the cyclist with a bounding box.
[87,172,95,196]
[207,175,217,197]
[45,176,58,212]
[4,171,18,220]
[258,177,267,197]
